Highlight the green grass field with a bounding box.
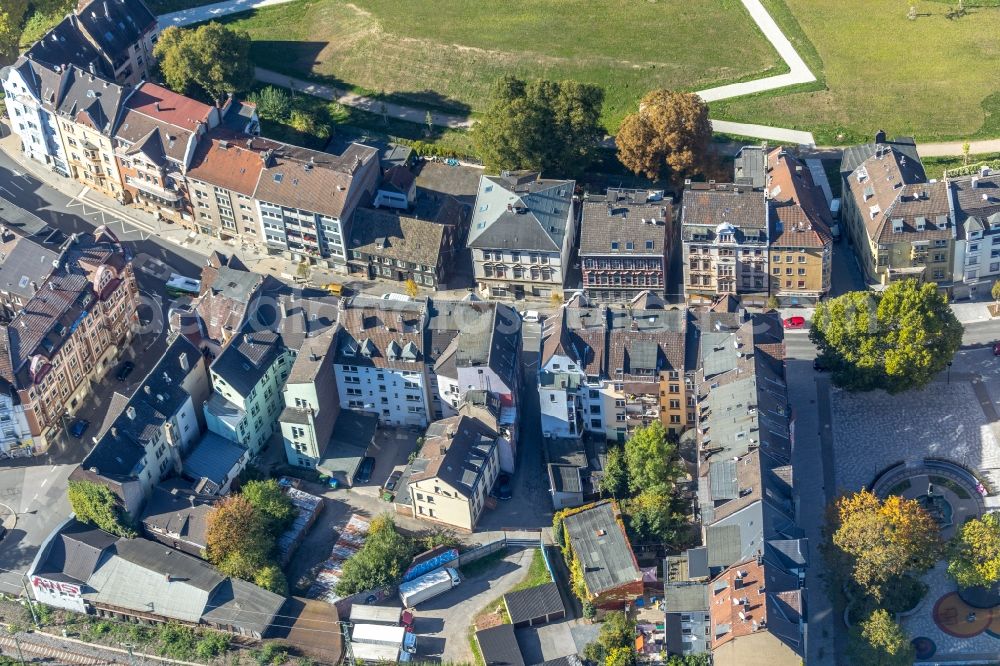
[711,0,1000,144]
[221,0,783,131]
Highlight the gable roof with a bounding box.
[424,300,521,386]
[580,189,671,256]
[336,295,426,370]
[54,65,126,135]
[252,142,378,219]
[186,132,267,196]
[410,414,499,497]
[562,501,642,596]
[24,18,105,78]
[467,171,575,252]
[844,142,951,244]
[503,582,563,625]
[949,172,1000,240]
[349,202,459,267]
[115,82,214,165]
[765,148,833,249]
[74,0,156,67]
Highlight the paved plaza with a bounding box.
[828,347,1000,661]
[829,348,1000,497]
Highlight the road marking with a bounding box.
[5,180,23,191]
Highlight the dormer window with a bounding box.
[891,218,904,233]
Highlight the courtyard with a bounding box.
[829,346,1000,661]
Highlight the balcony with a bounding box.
[126,177,181,202]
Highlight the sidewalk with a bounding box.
[0,125,302,278]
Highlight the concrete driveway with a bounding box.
[412,546,532,663]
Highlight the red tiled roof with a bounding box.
[187,132,267,197]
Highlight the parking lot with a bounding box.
[412,546,534,663]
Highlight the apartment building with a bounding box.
[580,189,671,302]
[348,195,466,289]
[25,0,158,87]
[52,66,130,200]
[424,300,521,421]
[539,297,608,440]
[279,326,341,469]
[204,326,291,453]
[685,313,807,665]
[407,412,502,532]
[949,168,1000,299]
[333,295,429,427]
[185,133,267,243]
[681,183,769,306]
[765,148,833,305]
[71,336,209,518]
[467,171,576,299]
[539,292,688,442]
[253,142,380,270]
[608,304,687,439]
[1,57,70,175]
[840,134,954,289]
[0,228,139,450]
[114,82,217,223]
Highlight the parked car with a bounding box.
[383,470,402,492]
[70,419,90,439]
[521,310,541,323]
[354,457,376,483]
[494,474,513,500]
[783,316,806,329]
[116,361,135,382]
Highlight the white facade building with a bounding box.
[2,58,69,175]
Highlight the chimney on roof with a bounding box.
[279,298,287,319]
[144,385,151,395]
[875,129,887,144]
[126,405,136,420]
[110,426,117,438]
[179,352,189,372]
[30,281,38,294]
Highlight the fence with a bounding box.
[457,538,507,567]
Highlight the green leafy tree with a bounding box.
[848,609,915,666]
[948,512,1000,588]
[67,480,136,537]
[810,279,963,394]
[289,108,330,139]
[584,611,636,665]
[665,656,710,666]
[600,446,629,498]
[623,484,687,545]
[474,75,603,176]
[624,421,679,494]
[205,496,272,579]
[195,632,230,660]
[605,647,635,666]
[992,280,1000,304]
[154,23,254,103]
[254,564,289,595]
[241,479,296,532]
[0,0,28,66]
[249,86,292,121]
[830,489,942,600]
[335,514,414,595]
[616,89,712,181]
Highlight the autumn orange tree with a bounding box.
[616,90,712,182]
[829,489,942,599]
[205,494,287,594]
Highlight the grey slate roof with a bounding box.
[467,172,574,252]
[562,501,641,596]
[0,237,59,302]
[74,0,156,69]
[580,189,670,256]
[82,336,202,479]
[475,625,525,666]
[680,184,768,244]
[425,299,520,387]
[734,146,766,189]
[411,414,499,498]
[210,328,283,397]
[182,432,247,487]
[349,200,459,267]
[54,66,126,136]
[141,484,215,552]
[503,582,563,625]
[24,18,105,78]
[34,520,118,583]
[950,173,1000,240]
[840,136,922,180]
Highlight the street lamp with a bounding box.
[947,360,953,385]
